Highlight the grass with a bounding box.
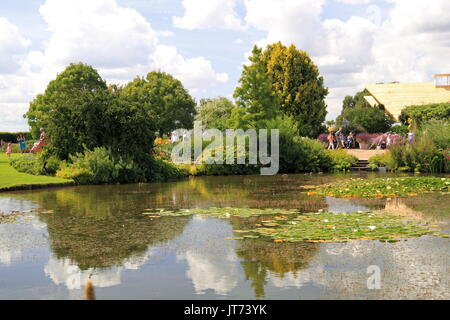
[0,153,72,191]
[312,176,449,199]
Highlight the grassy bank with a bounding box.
[0,154,73,191]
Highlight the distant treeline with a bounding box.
[0,132,33,143]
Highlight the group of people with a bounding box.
[2,129,47,156]
[327,127,354,150]
[1,133,27,157]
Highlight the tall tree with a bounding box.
[337,90,393,133]
[26,62,108,139]
[233,45,280,129]
[195,97,235,130]
[24,63,156,161]
[262,42,328,137]
[121,71,196,136]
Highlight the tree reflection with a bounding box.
[236,239,319,298]
[29,188,191,270]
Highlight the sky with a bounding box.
[1,0,449,132]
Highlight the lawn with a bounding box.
[0,153,72,191]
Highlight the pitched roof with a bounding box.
[364,82,450,120]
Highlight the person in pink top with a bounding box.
[6,143,12,157]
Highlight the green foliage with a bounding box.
[55,147,187,185]
[419,120,450,150]
[399,103,450,125]
[262,42,328,137]
[26,63,108,139]
[368,152,395,170]
[390,125,409,135]
[263,117,333,173]
[325,150,358,172]
[196,97,235,130]
[122,71,196,136]
[384,121,449,173]
[10,154,44,176]
[0,132,32,143]
[234,46,280,129]
[24,63,156,162]
[389,136,447,173]
[317,177,449,198]
[336,90,394,133]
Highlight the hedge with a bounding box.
[399,103,450,125]
[0,132,33,143]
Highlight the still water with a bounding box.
[0,173,449,299]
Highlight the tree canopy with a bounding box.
[262,42,328,137]
[233,46,280,129]
[336,90,394,133]
[195,97,235,130]
[121,71,196,136]
[24,63,156,161]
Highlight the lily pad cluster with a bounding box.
[245,211,440,243]
[142,207,300,218]
[314,177,449,199]
[142,206,448,243]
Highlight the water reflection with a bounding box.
[175,216,240,295]
[236,240,319,298]
[0,172,448,299]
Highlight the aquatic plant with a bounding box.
[314,177,449,199]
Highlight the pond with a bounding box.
[0,172,449,300]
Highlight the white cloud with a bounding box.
[0,0,228,131]
[152,45,228,93]
[243,0,450,120]
[336,0,373,4]
[173,0,244,30]
[0,17,31,74]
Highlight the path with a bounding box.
[345,149,387,161]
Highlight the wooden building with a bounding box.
[363,74,450,121]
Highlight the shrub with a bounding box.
[368,152,395,170]
[390,125,409,135]
[10,154,44,175]
[387,136,447,173]
[55,147,187,185]
[325,150,358,172]
[419,120,450,150]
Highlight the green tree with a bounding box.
[26,62,108,139]
[24,63,156,161]
[121,71,196,136]
[233,46,280,129]
[262,42,328,137]
[195,97,235,130]
[337,90,394,133]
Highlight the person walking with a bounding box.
[327,132,335,150]
[346,132,354,149]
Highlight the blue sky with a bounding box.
[1,0,449,132]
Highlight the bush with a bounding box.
[368,153,395,170]
[390,125,409,135]
[325,150,358,172]
[55,147,187,185]
[419,120,450,150]
[387,135,447,173]
[10,154,44,175]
